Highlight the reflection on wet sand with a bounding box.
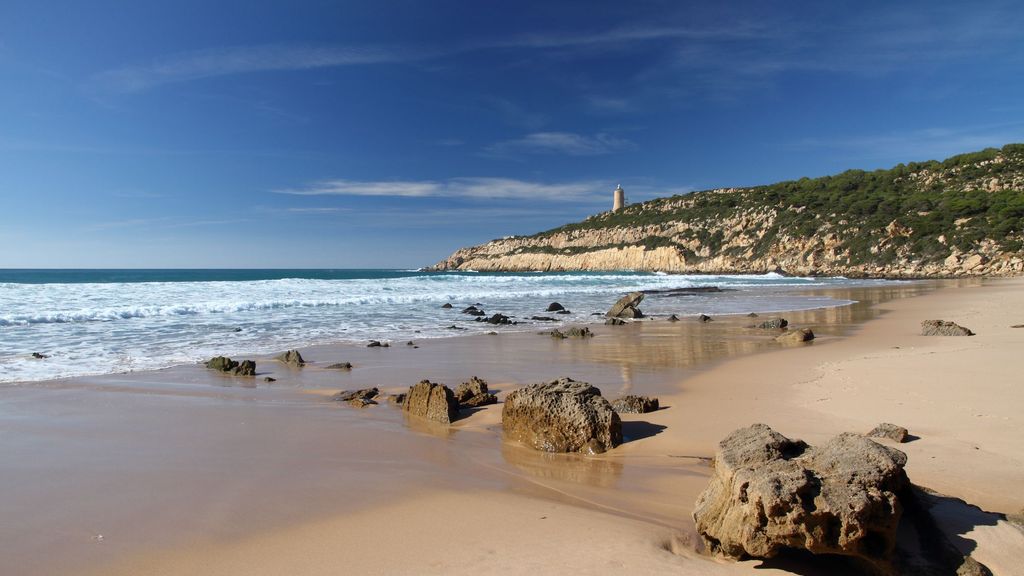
[501,442,623,488]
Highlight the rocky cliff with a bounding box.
[428,145,1024,277]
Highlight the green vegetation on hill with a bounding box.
[530,144,1024,264]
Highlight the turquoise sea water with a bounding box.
[0,269,891,383]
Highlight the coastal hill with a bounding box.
[428,144,1024,277]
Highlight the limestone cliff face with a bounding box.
[429,146,1024,278]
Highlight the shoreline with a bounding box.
[3,278,1022,575]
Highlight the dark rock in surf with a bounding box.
[607,292,644,318]
[205,356,255,377]
[546,302,565,312]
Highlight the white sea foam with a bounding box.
[0,272,884,384]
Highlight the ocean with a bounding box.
[0,269,894,384]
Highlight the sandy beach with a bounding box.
[2,279,1022,575]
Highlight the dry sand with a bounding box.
[3,279,1022,575]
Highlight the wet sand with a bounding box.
[2,279,1022,575]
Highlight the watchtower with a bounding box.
[612,184,625,212]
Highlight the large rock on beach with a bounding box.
[693,424,908,573]
[611,395,659,414]
[776,328,815,343]
[606,292,644,318]
[921,320,974,336]
[275,349,305,367]
[502,378,621,454]
[403,380,459,424]
[205,356,256,377]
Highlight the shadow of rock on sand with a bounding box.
[621,420,667,442]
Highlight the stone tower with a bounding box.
[612,184,625,212]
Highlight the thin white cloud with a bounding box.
[483,132,635,157]
[90,44,424,94]
[87,23,773,94]
[275,177,608,201]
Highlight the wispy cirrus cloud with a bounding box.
[87,23,771,95]
[483,132,634,158]
[90,44,425,94]
[275,177,608,201]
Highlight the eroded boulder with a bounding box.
[776,328,815,343]
[275,349,305,367]
[756,318,789,329]
[921,320,974,336]
[454,376,497,408]
[502,378,621,454]
[205,356,255,377]
[551,327,593,339]
[867,423,909,443]
[611,395,659,414]
[402,380,459,424]
[694,424,908,574]
[607,292,644,319]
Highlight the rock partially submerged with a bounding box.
[502,378,621,454]
[667,314,680,322]
[546,302,565,312]
[531,316,557,322]
[694,424,908,573]
[462,305,486,317]
[867,423,910,443]
[441,303,453,309]
[325,362,353,370]
[367,340,391,348]
[205,356,256,377]
[605,318,626,326]
[551,327,593,339]
[477,313,515,325]
[756,317,789,330]
[697,314,713,323]
[31,352,49,359]
[403,380,459,424]
[275,349,305,367]
[454,376,497,408]
[776,328,815,343]
[606,291,644,318]
[611,395,659,414]
[921,320,974,336]
[333,387,380,408]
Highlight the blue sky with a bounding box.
[1,1,1023,268]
